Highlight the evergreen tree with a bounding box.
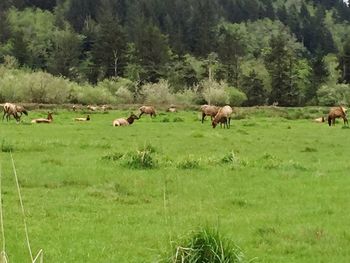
[338,37,350,84]
[47,26,83,80]
[133,23,172,82]
[241,70,267,106]
[187,0,218,57]
[91,0,126,80]
[264,33,299,106]
[216,24,247,87]
[307,50,329,102]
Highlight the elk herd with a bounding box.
[1,102,349,128]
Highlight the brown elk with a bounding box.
[200,104,220,123]
[139,106,156,118]
[113,113,139,126]
[31,112,53,124]
[328,106,348,126]
[2,103,28,122]
[212,105,233,129]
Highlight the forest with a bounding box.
[1,0,350,106]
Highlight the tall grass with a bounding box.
[163,228,247,263]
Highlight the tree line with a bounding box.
[1,0,350,106]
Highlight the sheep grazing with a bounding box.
[113,113,139,126]
[212,105,233,129]
[314,117,325,123]
[200,104,220,123]
[328,106,349,126]
[31,112,53,124]
[72,105,78,111]
[75,115,90,121]
[139,106,156,118]
[2,102,28,122]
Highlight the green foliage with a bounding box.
[177,156,200,169]
[241,70,266,106]
[125,148,157,169]
[227,88,247,106]
[139,79,174,105]
[164,228,246,263]
[1,139,14,152]
[317,83,350,106]
[200,79,229,106]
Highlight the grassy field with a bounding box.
[0,108,350,262]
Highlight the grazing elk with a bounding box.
[139,106,156,118]
[113,113,139,126]
[2,103,28,122]
[200,104,220,123]
[31,112,53,124]
[212,105,233,129]
[328,106,348,126]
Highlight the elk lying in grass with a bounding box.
[75,115,90,121]
[139,106,156,118]
[212,105,233,129]
[314,116,325,123]
[31,112,53,124]
[167,105,177,112]
[113,113,139,126]
[328,106,348,126]
[200,104,219,123]
[2,102,28,122]
[87,105,98,111]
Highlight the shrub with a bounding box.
[125,149,156,169]
[73,84,116,105]
[163,228,247,263]
[227,88,247,106]
[139,79,174,104]
[201,79,229,106]
[317,83,350,106]
[115,87,134,104]
[174,89,198,106]
[96,77,133,95]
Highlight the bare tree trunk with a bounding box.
[113,50,118,78]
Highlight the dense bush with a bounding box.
[0,66,116,104]
[227,88,247,106]
[139,79,174,105]
[317,83,350,106]
[201,80,229,106]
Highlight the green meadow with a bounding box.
[0,108,350,262]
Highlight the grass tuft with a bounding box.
[163,228,247,263]
[125,147,157,169]
[1,139,14,152]
[177,156,200,169]
[101,152,124,161]
[173,117,184,122]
